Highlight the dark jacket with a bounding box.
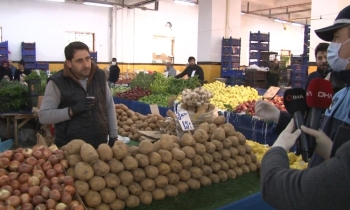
[0,67,13,81]
[14,69,32,81]
[108,64,120,84]
[175,65,204,81]
[48,63,109,149]
[305,71,325,90]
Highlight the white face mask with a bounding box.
[111,62,116,65]
[327,39,350,71]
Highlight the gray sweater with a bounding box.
[39,79,118,138]
[261,141,350,210]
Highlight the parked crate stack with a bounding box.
[245,68,267,88]
[21,42,36,70]
[303,25,310,57]
[90,52,97,63]
[36,62,49,71]
[0,41,9,62]
[290,55,308,88]
[249,31,270,67]
[221,37,243,85]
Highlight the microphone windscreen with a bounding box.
[306,78,333,109]
[283,88,307,115]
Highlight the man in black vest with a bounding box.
[39,42,118,148]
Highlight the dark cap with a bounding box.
[315,5,350,41]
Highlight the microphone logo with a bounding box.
[318,92,332,98]
[285,94,304,102]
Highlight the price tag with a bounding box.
[176,111,194,131]
[115,84,121,87]
[122,84,129,87]
[191,70,196,77]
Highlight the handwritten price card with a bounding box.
[176,111,194,131]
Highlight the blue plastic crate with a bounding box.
[305,26,310,33]
[90,52,97,57]
[221,69,243,77]
[249,61,259,66]
[291,80,306,88]
[249,52,260,60]
[22,55,36,62]
[0,41,8,48]
[250,43,269,51]
[250,31,270,42]
[22,42,35,48]
[222,47,233,55]
[0,55,8,61]
[291,65,308,74]
[25,62,36,69]
[222,37,241,46]
[222,55,240,63]
[22,49,36,56]
[36,62,49,70]
[0,48,8,54]
[292,72,308,81]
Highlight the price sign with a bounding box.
[176,111,194,131]
[122,84,129,87]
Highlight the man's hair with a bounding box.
[64,42,90,61]
[188,56,195,62]
[314,42,329,58]
[112,58,116,62]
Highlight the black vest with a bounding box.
[49,69,109,149]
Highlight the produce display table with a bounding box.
[113,97,169,117]
[1,113,36,148]
[219,192,275,210]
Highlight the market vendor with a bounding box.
[0,60,13,81]
[175,56,204,82]
[39,41,118,149]
[14,60,32,81]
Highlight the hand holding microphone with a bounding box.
[273,119,301,151]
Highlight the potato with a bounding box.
[125,195,140,208]
[157,163,171,175]
[159,134,174,150]
[198,122,210,133]
[181,146,196,159]
[193,143,206,156]
[144,165,159,179]
[180,133,196,147]
[211,128,226,141]
[80,143,99,164]
[223,123,235,136]
[135,154,149,168]
[233,166,243,176]
[210,162,221,172]
[166,173,180,185]
[193,129,209,143]
[202,153,213,165]
[140,178,155,192]
[84,190,102,207]
[208,123,217,134]
[139,191,152,205]
[249,162,257,172]
[170,148,185,161]
[189,167,203,179]
[176,181,189,194]
[67,167,77,179]
[211,140,223,151]
[201,165,212,176]
[95,203,110,210]
[100,188,116,204]
[114,185,129,200]
[75,180,89,196]
[227,136,240,147]
[158,149,172,163]
[164,185,178,197]
[241,164,250,173]
[234,156,245,166]
[129,146,139,157]
[68,154,82,167]
[148,152,162,166]
[227,169,237,179]
[235,132,247,145]
[109,199,125,210]
[250,153,257,163]
[219,160,229,171]
[102,173,120,189]
[212,151,222,162]
[132,168,146,182]
[227,158,237,169]
[75,162,94,181]
[178,169,191,181]
[152,188,165,200]
[219,149,231,161]
[186,178,201,190]
[244,144,253,154]
[229,147,239,158]
[180,158,192,170]
[222,139,232,149]
[108,158,125,174]
[112,143,130,160]
[97,143,113,161]
[170,135,179,144]
[139,140,154,155]
[119,104,128,111]
[153,141,160,152]
[199,176,212,187]
[118,171,133,186]
[91,159,110,176]
[89,176,106,191]
[64,139,85,155]
[208,174,220,183]
[169,160,182,173]
[237,145,247,156]
[204,142,216,154]
[244,154,252,164]
[217,170,228,182]
[213,116,225,125]
[154,175,168,188]
[192,155,204,168]
[122,156,139,170]
[128,182,143,196]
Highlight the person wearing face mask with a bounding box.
[108,58,120,87]
[175,56,204,83]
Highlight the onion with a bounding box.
[55,203,67,210]
[51,184,62,191]
[18,164,33,174]
[21,203,34,210]
[74,205,85,210]
[46,198,57,209]
[46,169,57,180]
[2,150,14,160]
[42,162,52,172]
[34,204,46,210]
[60,160,68,169]
[40,178,50,188]
[50,177,60,185]
[41,186,51,199]
[26,157,38,166]
[28,176,40,187]
[53,164,64,174]
[31,195,45,206]
[63,176,74,186]
[32,170,45,180]
[34,145,46,152]
[0,175,10,186]
[0,189,10,201]
[32,165,42,173]
[10,180,20,190]
[49,189,61,201]
[8,172,19,181]
[0,169,7,176]
[43,149,52,160]
[32,150,43,160]
[63,185,75,196]
[4,206,15,210]
[37,159,46,166]
[57,174,65,183]
[53,150,64,160]
[8,160,20,172]
[5,195,20,207]
[12,189,21,196]
[22,148,33,158]
[48,155,59,165]
[13,153,24,162]
[15,148,24,154]
[28,186,41,197]
[2,185,13,194]
[60,191,72,205]
[19,173,30,184]
[20,183,29,193]
[0,158,10,169]
[69,200,79,209]
[20,193,31,204]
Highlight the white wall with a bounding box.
[0,0,110,62]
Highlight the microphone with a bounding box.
[306,78,333,156]
[283,88,309,162]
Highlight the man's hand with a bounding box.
[255,99,281,123]
[272,119,301,151]
[70,97,95,117]
[301,126,333,160]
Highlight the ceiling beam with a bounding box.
[245,2,311,13]
[263,8,311,16]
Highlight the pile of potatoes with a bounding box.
[115,104,165,141]
[61,115,258,210]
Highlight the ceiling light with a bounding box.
[274,19,286,23]
[173,1,197,6]
[83,2,113,7]
[47,0,65,2]
[291,22,304,27]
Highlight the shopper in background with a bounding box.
[305,42,329,88]
[0,60,13,81]
[165,62,176,77]
[8,60,17,79]
[175,56,204,82]
[14,60,31,81]
[39,41,118,149]
[108,57,120,87]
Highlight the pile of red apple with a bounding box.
[268,95,286,111]
[234,95,286,115]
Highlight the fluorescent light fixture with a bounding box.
[274,19,286,23]
[47,0,65,2]
[173,1,196,6]
[241,12,245,15]
[83,2,113,7]
[291,22,304,27]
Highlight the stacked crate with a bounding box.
[245,68,267,88]
[303,25,310,57]
[21,42,36,70]
[90,52,97,63]
[221,37,243,85]
[36,62,49,71]
[290,55,308,88]
[0,41,9,62]
[249,31,270,67]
